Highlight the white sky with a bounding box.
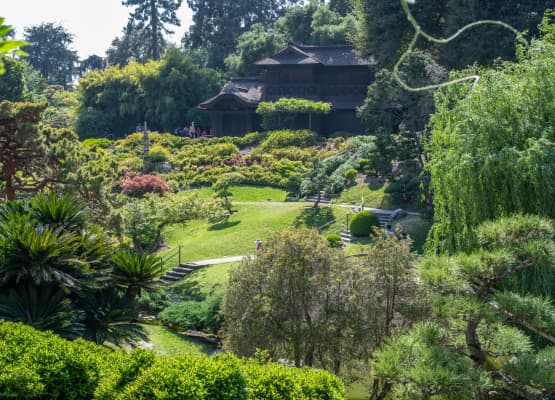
[2,0,193,59]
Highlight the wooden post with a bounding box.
[309,112,312,130]
[178,245,182,266]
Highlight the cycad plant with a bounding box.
[30,193,87,230]
[0,285,83,339]
[111,250,163,300]
[78,287,147,346]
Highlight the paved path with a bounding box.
[335,203,421,216]
[187,255,251,266]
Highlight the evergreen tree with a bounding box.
[122,0,183,60]
[0,57,24,101]
[23,23,78,87]
[371,215,555,400]
[106,23,154,66]
[186,0,298,68]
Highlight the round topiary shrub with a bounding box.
[326,233,343,248]
[344,168,358,183]
[349,210,380,237]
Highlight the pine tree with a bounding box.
[122,0,183,60]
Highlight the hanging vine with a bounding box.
[394,0,528,92]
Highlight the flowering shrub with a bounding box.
[122,174,171,197]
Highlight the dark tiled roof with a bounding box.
[199,78,265,109]
[255,43,373,67]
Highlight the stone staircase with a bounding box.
[338,210,394,244]
[160,262,203,284]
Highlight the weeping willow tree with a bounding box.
[427,15,555,256]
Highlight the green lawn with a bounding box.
[170,262,238,300]
[140,324,215,356]
[163,202,305,262]
[180,185,288,202]
[336,183,421,211]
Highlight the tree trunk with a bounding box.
[465,316,486,365]
[150,0,159,59]
[312,190,321,209]
[3,158,16,201]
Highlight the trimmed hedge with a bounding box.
[349,210,380,237]
[259,130,317,152]
[0,322,346,400]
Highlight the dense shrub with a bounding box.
[0,322,345,400]
[326,233,343,248]
[148,144,170,163]
[122,174,171,197]
[229,131,267,148]
[205,142,240,159]
[344,168,358,183]
[349,210,380,237]
[81,138,113,149]
[243,359,345,400]
[0,322,111,399]
[259,130,317,152]
[158,294,223,333]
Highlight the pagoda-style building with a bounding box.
[199,43,374,136]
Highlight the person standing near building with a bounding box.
[189,121,196,138]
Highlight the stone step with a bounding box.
[160,275,180,283]
[339,230,352,243]
[166,271,188,278]
[172,266,195,273]
[160,262,205,284]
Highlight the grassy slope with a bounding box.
[140,324,214,356]
[170,262,238,300]
[164,202,305,262]
[336,182,421,212]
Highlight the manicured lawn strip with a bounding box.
[163,202,305,262]
[179,185,288,202]
[139,324,214,356]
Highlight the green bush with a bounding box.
[148,144,170,163]
[81,138,113,149]
[0,322,111,400]
[0,322,345,400]
[206,142,240,159]
[344,168,358,183]
[349,210,380,237]
[326,233,343,248]
[259,130,317,152]
[158,295,223,333]
[243,359,345,400]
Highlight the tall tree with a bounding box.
[224,24,287,76]
[122,0,183,60]
[186,0,298,68]
[223,227,422,375]
[23,23,78,87]
[79,55,106,76]
[0,101,81,200]
[106,23,153,66]
[352,0,553,70]
[427,21,555,252]
[0,57,24,101]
